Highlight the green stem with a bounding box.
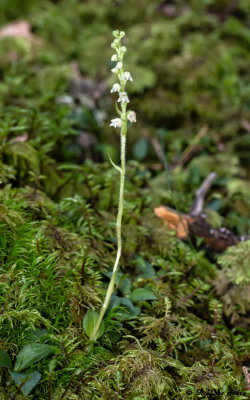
[89,105,127,343]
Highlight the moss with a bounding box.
[0,0,249,398]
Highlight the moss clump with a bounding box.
[0,0,249,398]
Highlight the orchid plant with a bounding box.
[88,30,136,343]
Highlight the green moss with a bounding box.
[0,0,249,398]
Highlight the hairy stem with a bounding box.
[89,109,127,343]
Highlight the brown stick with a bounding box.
[176,125,208,167]
[190,172,216,216]
[154,204,249,252]
[242,366,250,391]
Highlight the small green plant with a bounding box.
[0,339,56,396]
[85,30,136,343]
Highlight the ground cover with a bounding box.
[0,1,249,398]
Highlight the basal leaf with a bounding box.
[0,350,12,369]
[14,343,55,372]
[10,371,41,396]
[130,288,157,303]
[83,309,105,339]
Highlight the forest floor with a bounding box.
[0,1,249,399]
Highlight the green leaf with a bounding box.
[14,343,55,372]
[106,295,121,315]
[10,371,41,396]
[107,296,141,320]
[0,350,12,369]
[107,153,122,174]
[133,138,149,161]
[134,256,156,279]
[118,276,131,296]
[130,288,157,303]
[120,298,141,318]
[83,309,105,339]
[25,329,48,343]
[115,101,122,116]
[177,336,195,344]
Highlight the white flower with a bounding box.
[111,67,118,74]
[111,39,119,49]
[111,54,118,62]
[116,62,123,70]
[112,30,120,38]
[123,71,133,81]
[118,92,129,103]
[118,46,126,58]
[110,118,122,128]
[111,83,121,93]
[119,31,125,38]
[127,111,136,123]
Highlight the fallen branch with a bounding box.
[242,366,250,391]
[154,173,250,252]
[190,172,216,217]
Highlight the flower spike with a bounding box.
[88,30,136,343]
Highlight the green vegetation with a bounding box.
[0,1,249,399]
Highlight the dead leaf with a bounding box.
[13,133,28,142]
[241,119,250,133]
[0,21,33,40]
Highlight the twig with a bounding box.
[209,308,218,374]
[151,135,172,191]
[53,175,73,198]
[61,375,75,399]
[48,371,52,400]
[81,257,86,286]
[177,125,208,167]
[151,137,166,166]
[162,342,178,358]
[190,172,216,216]
[242,366,250,391]
[75,374,85,394]
[11,375,30,399]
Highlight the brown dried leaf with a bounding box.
[13,134,28,143]
[0,21,33,40]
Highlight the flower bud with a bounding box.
[112,30,120,38]
[116,62,123,70]
[111,67,118,74]
[119,31,125,38]
[111,39,119,49]
[127,111,136,123]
